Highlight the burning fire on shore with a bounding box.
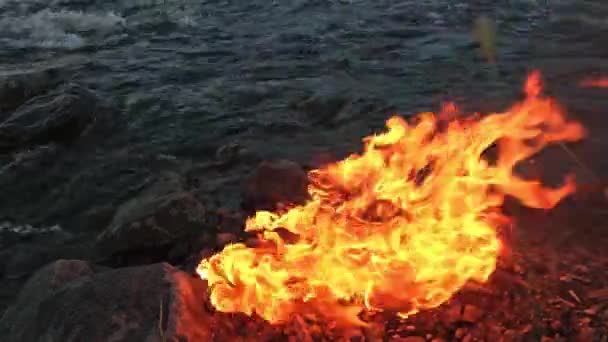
[196,71,585,329]
[580,77,608,88]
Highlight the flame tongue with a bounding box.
[197,71,585,326]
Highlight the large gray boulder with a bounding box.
[0,260,215,342]
[95,173,218,265]
[0,82,111,153]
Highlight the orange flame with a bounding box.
[197,71,585,327]
[580,77,608,88]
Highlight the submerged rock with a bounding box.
[0,82,113,153]
[0,261,213,342]
[242,159,309,212]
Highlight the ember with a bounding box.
[197,71,585,328]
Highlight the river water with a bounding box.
[0,0,607,235]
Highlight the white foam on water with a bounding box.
[176,15,198,28]
[0,7,127,49]
[551,14,608,27]
[0,221,64,235]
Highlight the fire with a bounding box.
[580,77,608,88]
[197,71,585,327]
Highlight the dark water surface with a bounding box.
[0,0,607,231]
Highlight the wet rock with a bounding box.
[0,83,113,153]
[242,159,309,212]
[0,67,64,114]
[215,141,248,166]
[0,261,214,342]
[0,143,61,177]
[0,259,102,339]
[291,83,350,124]
[0,240,87,280]
[95,173,215,265]
[0,221,92,279]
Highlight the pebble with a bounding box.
[462,304,484,323]
[500,329,519,342]
[583,304,602,316]
[454,328,467,339]
[550,320,562,331]
[441,304,462,324]
[574,264,589,274]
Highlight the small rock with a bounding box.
[583,304,602,316]
[242,160,309,212]
[577,326,595,341]
[500,329,519,342]
[455,328,467,339]
[579,317,592,326]
[441,303,462,324]
[574,264,589,274]
[520,324,533,335]
[512,263,525,274]
[215,142,248,165]
[550,320,562,332]
[486,324,504,340]
[291,82,350,124]
[540,337,555,342]
[462,304,484,323]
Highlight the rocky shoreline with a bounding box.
[1,75,607,339]
[2,5,608,338]
[1,168,608,341]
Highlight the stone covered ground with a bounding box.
[1,157,608,341]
